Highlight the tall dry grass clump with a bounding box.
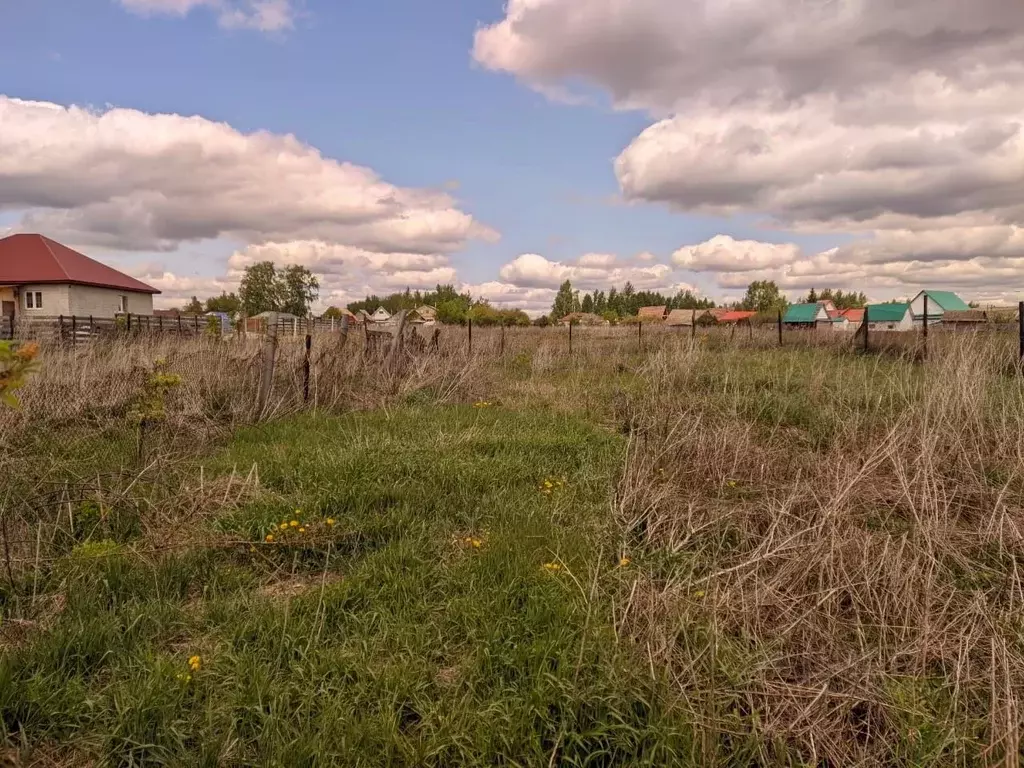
[615,335,1024,764]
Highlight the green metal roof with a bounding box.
[782,303,823,323]
[864,303,909,322]
[920,290,970,311]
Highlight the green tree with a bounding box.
[183,296,204,314]
[323,306,345,319]
[550,280,576,321]
[805,287,819,303]
[741,280,788,313]
[205,292,241,315]
[580,293,594,314]
[239,262,281,316]
[436,299,468,325]
[279,264,319,317]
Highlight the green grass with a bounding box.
[0,406,706,765]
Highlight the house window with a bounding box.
[118,295,127,313]
[24,291,43,309]
[34,292,42,309]
[24,292,32,309]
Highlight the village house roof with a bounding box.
[718,310,756,323]
[783,303,827,323]
[0,233,159,294]
[942,309,988,323]
[838,308,864,323]
[914,290,970,312]
[637,305,668,320]
[864,303,910,322]
[664,308,708,326]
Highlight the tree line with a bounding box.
[549,280,715,322]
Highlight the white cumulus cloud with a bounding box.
[118,0,297,32]
[0,96,496,255]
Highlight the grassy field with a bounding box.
[2,329,1024,765]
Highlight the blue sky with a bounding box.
[1,0,1016,308]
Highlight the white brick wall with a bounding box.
[14,284,72,316]
[68,285,153,317]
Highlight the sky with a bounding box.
[1,0,1023,313]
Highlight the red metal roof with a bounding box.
[0,234,159,294]
[839,308,864,322]
[718,310,756,323]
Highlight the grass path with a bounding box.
[2,406,695,766]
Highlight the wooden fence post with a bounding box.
[127,313,132,334]
[468,318,473,355]
[339,315,350,351]
[691,310,696,341]
[159,315,163,333]
[177,315,182,334]
[638,321,643,351]
[71,315,76,347]
[257,312,279,418]
[863,305,870,352]
[89,315,93,342]
[922,294,928,361]
[500,321,506,356]
[777,310,783,346]
[1018,301,1024,368]
[194,314,199,334]
[303,332,312,404]
[58,315,64,344]
[569,320,573,355]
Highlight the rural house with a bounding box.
[369,306,392,322]
[0,233,159,324]
[718,310,756,324]
[783,302,832,329]
[665,308,709,326]
[909,290,970,325]
[559,312,605,326]
[864,303,913,331]
[411,305,437,324]
[637,306,667,322]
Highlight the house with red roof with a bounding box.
[0,234,158,323]
[718,310,757,324]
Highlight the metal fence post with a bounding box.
[922,294,928,361]
[777,310,783,346]
[691,310,696,341]
[1018,301,1023,368]
[303,332,312,404]
[638,321,643,351]
[500,321,506,356]
[863,305,870,352]
[569,320,573,354]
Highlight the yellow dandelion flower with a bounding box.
[542,562,562,572]
[290,520,299,528]
[279,523,289,531]
[471,538,482,548]
[265,534,275,543]
[544,480,553,488]
[619,557,631,567]
[326,518,335,526]
[693,590,706,598]
[248,545,256,553]
[298,527,306,534]
[188,655,202,671]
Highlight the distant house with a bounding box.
[0,233,159,322]
[637,306,668,322]
[783,303,831,328]
[665,308,709,326]
[559,312,605,326]
[369,306,392,323]
[413,305,437,324]
[909,290,970,325]
[838,308,865,324]
[942,309,989,328]
[356,309,372,323]
[718,310,756,324]
[865,303,914,331]
[707,308,732,321]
